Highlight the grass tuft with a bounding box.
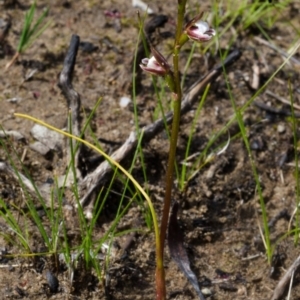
[5,0,51,70]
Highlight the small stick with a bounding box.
[80,50,241,215]
[253,101,300,118]
[58,34,82,180]
[265,89,300,111]
[271,255,300,300]
[254,36,300,66]
[0,263,33,268]
[5,52,20,71]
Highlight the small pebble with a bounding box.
[0,129,25,141]
[6,97,22,103]
[132,0,154,14]
[46,270,59,293]
[30,124,63,151]
[79,41,98,53]
[250,138,264,150]
[201,287,212,295]
[119,96,131,108]
[29,141,50,156]
[277,124,285,133]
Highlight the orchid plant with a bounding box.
[139,3,215,300]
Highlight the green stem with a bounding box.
[156,2,187,299]
[159,0,187,260]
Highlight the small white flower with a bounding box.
[186,20,216,42]
[140,56,168,76]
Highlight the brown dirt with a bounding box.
[1,0,300,299]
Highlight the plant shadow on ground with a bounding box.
[1,0,300,299]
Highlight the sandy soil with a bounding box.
[1,0,300,299]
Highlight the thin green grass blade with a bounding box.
[0,198,31,251]
[181,42,196,89]
[17,2,50,53]
[27,7,49,38]
[132,27,149,199]
[289,82,300,245]
[24,19,51,52]
[0,139,51,248]
[221,57,272,263]
[180,83,210,191]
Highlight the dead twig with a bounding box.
[254,36,300,66]
[265,89,300,111]
[253,101,300,118]
[271,255,300,300]
[58,34,82,181]
[79,49,241,217]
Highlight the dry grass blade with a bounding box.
[0,161,42,196]
[271,255,300,300]
[254,36,300,66]
[265,89,300,111]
